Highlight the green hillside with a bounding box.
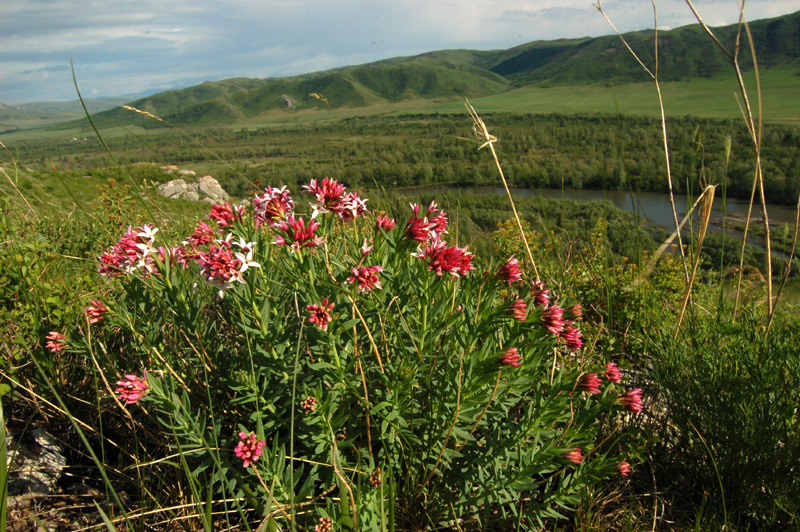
[490,10,800,85]
[13,9,800,135]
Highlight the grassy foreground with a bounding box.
[2,106,799,530]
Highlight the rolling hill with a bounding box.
[38,9,800,131]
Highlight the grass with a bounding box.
[429,67,800,124]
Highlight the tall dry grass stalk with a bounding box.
[465,100,540,281]
[594,0,691,288]
[683,0,778,325]
[675,185,716,336]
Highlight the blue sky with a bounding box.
[1,0,797,103]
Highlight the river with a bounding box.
[400,186,799,257]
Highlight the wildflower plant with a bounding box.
[75,178,639,530]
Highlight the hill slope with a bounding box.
[52,10,800,130]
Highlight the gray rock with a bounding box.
[196,175,230,204]
[279,94,297,109]
[157,176,229,204]
[6,428,67,496]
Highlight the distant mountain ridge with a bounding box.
[58,10,800,129]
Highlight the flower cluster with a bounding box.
[115,373,149,405]
[565,448,583,465]
[347,265,384,293]
[300,396,318,414]
[84,300,108,324]
[184,222,216,247]
[307,299,335,331]
[579,373,602,395]
[618,461,631,477]
[234,431,266,468]
[500,347,522,367]
[404,201,447,243]
[496,255,523,285]
[45,331,67,353]
[314,517,333,532]
[507,298,528,321]
[253,186,295,228]
[530,281,550,308]
[376,214,396,232]
[98,225,162,278]
[617,388,643,413]
[303,177,368,221]
[272,216,322,252]
[541,305,565,335]
[209,202,244,227]
[369,467,382,487]
[412,235,474,279]
[561,323,584,350]
[197,235,261,297]
[605,362,622,383]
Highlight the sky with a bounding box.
[1,0,798,104]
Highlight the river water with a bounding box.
[404,186,798,231]
[501,188,798,230]
[399,186,798,256]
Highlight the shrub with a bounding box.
[65,178,641,529]
[648,310,800,529]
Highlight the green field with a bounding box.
[430,67,800,124]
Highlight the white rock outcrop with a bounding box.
[157,176,230,204]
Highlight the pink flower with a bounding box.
[184,222,216,247]
[360,239,373,257]
[561,323,583,350]
[209,202,244,227]
[369,467,382,487]
[272,216,322,252]
[45,332,67,353]
[303,177,346,218]
[307,299,335,331]
[404,202,445,243]
[336,192,369,221]
[84,301,108,324]
[565,448,583,465]
[97,225,161,277]
[412,236,474,278]
[115,373,149,405]
[314,517,333,532]
[234,431,266,468]
[347,265,384,293]
[300,396,318,414]
[198,236,260,297]
[507,298,528,321]
[541,305,565,335]
[618,461,631,477]
[376,214,396,232]
[566,303,583,321]
[496,255,522,285]
[530,281,550,308]
[500,347,522,367]
[605,363,622,384]
[618,388,643,413]
[302,177,367,220]
[253,186,295,228]
[579,373,602,395]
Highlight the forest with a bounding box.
[13,112,800,207]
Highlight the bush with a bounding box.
[648,310,800,530]
[58,179,642,530]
